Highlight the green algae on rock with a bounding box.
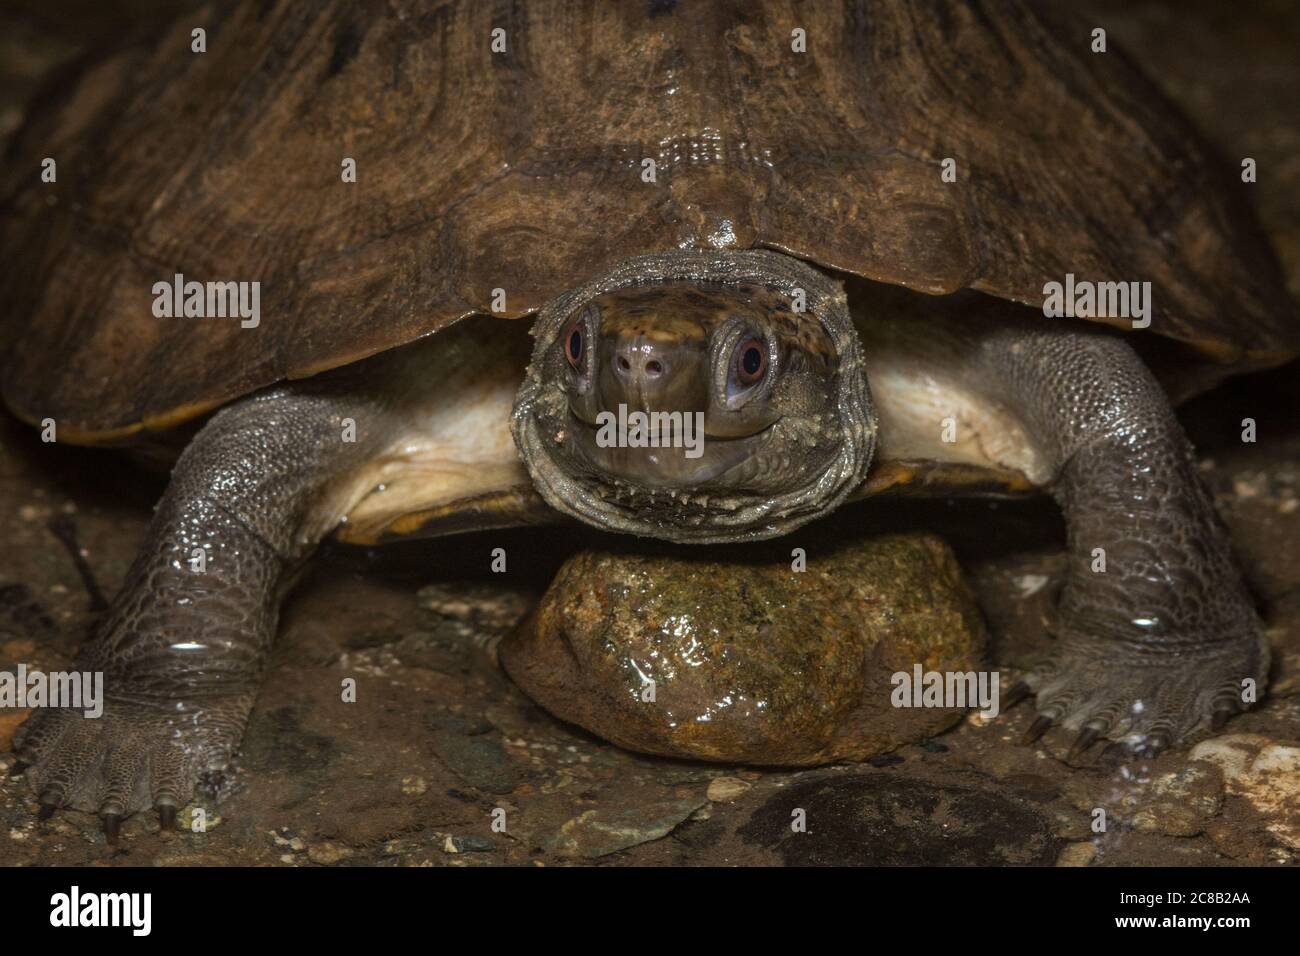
[501,533,987,765]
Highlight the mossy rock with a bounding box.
[502,532,986,765]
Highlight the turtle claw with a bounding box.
[1101,741,1128,760]
[1001,681,1031,711]
[37,791,61,821]
[7,760,27,777]
[14,696,244,831]
[1138,733,1170,759]
[1022,714,1053,745]
[156,799,178,831]
[1210,707,1236,732]
[1068,725,1103,761]
[102,811,123,844]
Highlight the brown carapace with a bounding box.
[2,0,1294,446]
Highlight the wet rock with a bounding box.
[502,533,986,765]
[737,772,1062,866]
[547,796,707,859]
[1190,735,1300,849]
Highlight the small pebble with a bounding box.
[706,776,752,802]
[444,835,494,854]
[307,842,353,865]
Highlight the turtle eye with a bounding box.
[734,337,767,385]
[564,321,584,370]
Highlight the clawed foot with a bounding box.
[1001,630,1268,761]
[11,696,247,841]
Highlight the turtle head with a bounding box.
[512,251,875,543]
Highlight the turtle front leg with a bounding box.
[985,325,1267,755]
[12,384,387,836]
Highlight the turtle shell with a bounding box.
[2,0,1296,444]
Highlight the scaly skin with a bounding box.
[12,382,390,836]
[978,323,1267,754]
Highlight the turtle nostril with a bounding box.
[613,342,667,380]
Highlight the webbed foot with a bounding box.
[12,694,249,839]
[1011,629,1267,756]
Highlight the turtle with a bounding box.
[2,0,1296,838]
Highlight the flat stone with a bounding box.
[737,772,1062,866]
[501,533,986,765]
[1190,734,1300,849]
[1062,760,1224,839]
[1128,764,1224,837]
[547,796,707,859]
[426,713,519,795]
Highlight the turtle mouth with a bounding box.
[565,410,777,488]
[518,411,862,542]
[537,418,807,537]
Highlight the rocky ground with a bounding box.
[1,0,1298,867]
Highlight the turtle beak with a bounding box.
[597,331,709,415]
